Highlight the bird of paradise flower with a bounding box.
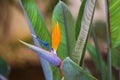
[19,21,64,77]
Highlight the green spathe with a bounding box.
[62,57,96,80]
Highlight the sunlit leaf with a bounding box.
[109,0,120,72]
[109,0,120,48]
[19,0,51,46]
[71,0,96,65]
[19,0,53,80]
[75,0,87,39]
[62,57,96,80]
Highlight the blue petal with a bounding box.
[32,34,52,51]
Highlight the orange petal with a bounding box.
[52,22,60,51]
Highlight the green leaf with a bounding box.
[51,1,75,79]
[19,0,53,80]
[111,49,120,69]
[75,0,87,39]
[87,43,116,80]
[0,57,10,77]
[52,1,75,60]
[91,27,105,80]
[62,57,96,80]
[109,0,120,48]
[87,43,107,80]
[109,1,120,79]
[52,67,61,80]
[71,0,96,65]
[19,0,51,45]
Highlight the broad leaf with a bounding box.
[19,0,53,80]
[109,0,120,48]
[109,0,120,75]
[71,0,96,65]
[0,57,10,77]
[51,1,75,79]
[52,1,75,60]
[62,57,96,80]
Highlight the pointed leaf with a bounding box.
[19,0,51,48]
[71,0,96,65]
[20,40,61,67]
[19,0,53,80]
[75,0,87,39]
[109,0,120,48]
[52,1,75,60]
[62,57,96,80]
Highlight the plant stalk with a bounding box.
[106,0,112,80]
[91,27,105,80]
[118,69,120,80]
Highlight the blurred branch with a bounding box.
[105,0,112,80]
[91,27,105,80]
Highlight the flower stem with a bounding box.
[91,27,105,80]
[105,0,112,80]
[119,69,120,80]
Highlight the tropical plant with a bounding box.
[12,0,120,80]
